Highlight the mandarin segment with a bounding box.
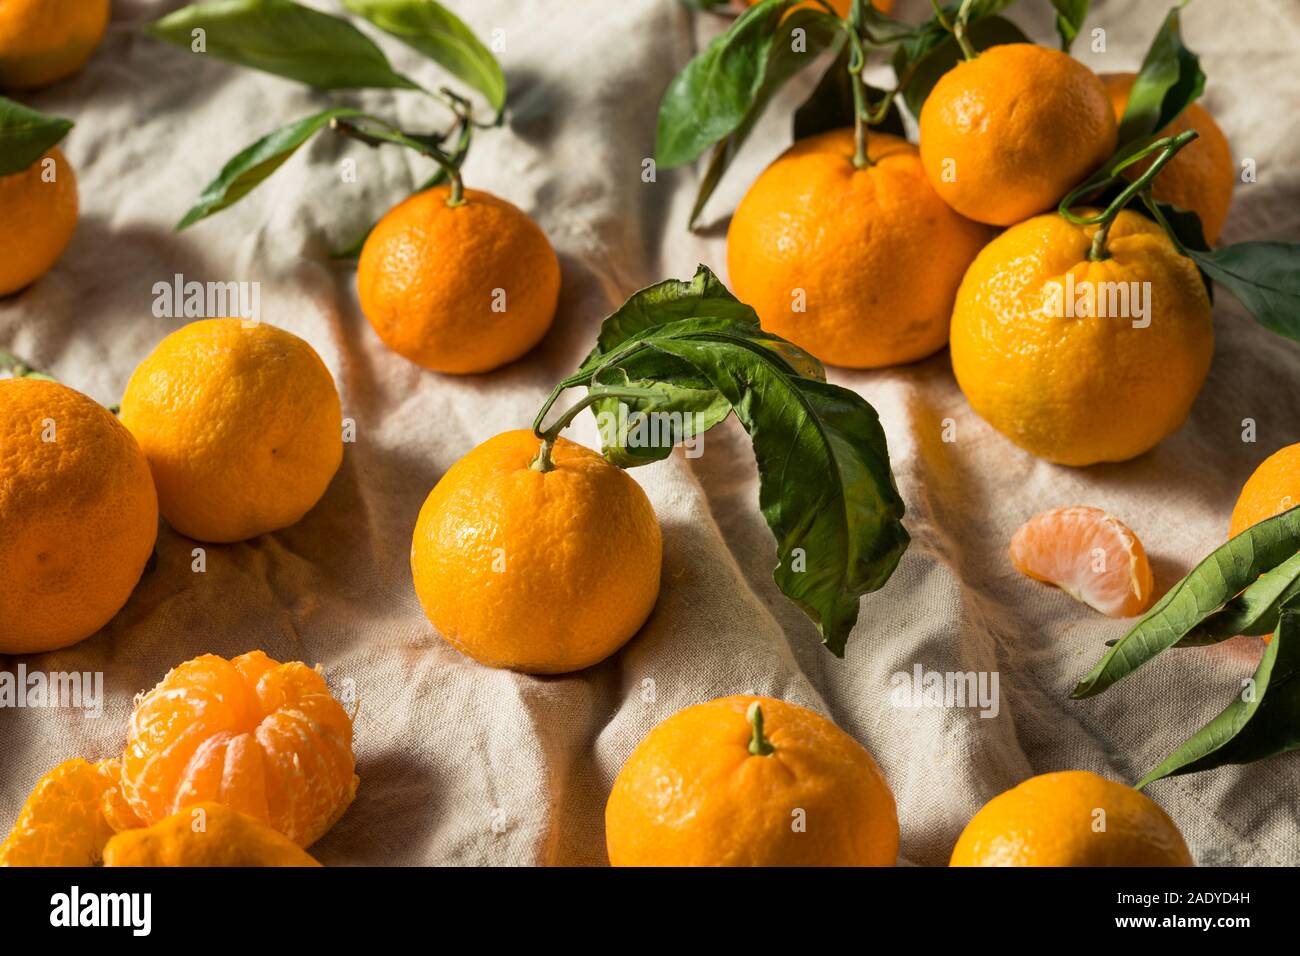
[1009,507,1155,618]
[121,651,358,848]
[0,759,119,867]
[103,802,322,867]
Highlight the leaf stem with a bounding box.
[529,384,665,472]
[932,0,977,60]
[747,702,776,756]
[1058,129,1199,261]
[847,31,872,169]
[331,116,467,208]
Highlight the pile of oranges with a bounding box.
[0,0,1295,871]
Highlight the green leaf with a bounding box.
[1117,6,1204,145]
[177,108,365,230]
[1187,242,1300,344]
[793,49,905,142]
[1180,550,1300,645]
[0,97,73,176]
[1071,505,1300,699]
[341,0,505,113]
[567,266,909,654]
[680,8,842,226]
[1139,593,1300,787]
[1050,0,1088,52]
[895,15,1029,120]
[149,0,419,91]
[656,0,834,168]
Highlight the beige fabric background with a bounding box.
[2,0,1298,866]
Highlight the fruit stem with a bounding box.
[331,116,468,208]
[747,702,776,756]
[847,33,873,170]
[932,0,978,60]
[529,384,667,472]
[1056,129,1199,261]
[0,350,55,381]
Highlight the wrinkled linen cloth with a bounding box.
[2,0,1298,866]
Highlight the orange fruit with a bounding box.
[1009,507,1154,618]
[0,0,109,89]
[0,758,125,866]
[727,129,990,368]
[950,209,1213,465]
[0,377,157,654]
[120,650,358,848]
[411,430,661,674]
[606,696,898,866]
[1102,73,1233,243]
[1230,443,1300,538]
[920,44,1117,226]
[950,770,1194,866]
[0,148,78,296]
[119,318,343,543]
[357,185,560,374]
[103,803,321,867]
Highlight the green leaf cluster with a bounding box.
[542,266,910,656]
[1072,507,1300,785]
[148,0,504,233]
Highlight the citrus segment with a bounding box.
[1009,507,1154,618]
[104,802,322,867]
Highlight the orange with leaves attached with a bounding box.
[1230,443,1300,538]
[411,430,661,674]
[358,186,561,374]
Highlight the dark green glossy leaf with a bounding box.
[342,0,505,112]
[657,0,837,168]
[0,97,72,176]
[793,48,905,142]
[1139,593,1300,787]
[1117,7,1204,145]
[1071,505,1300,699]
[1188,242,1300,344]
[896,15,1029,120]
[178,108,364,230]
[1050,0,1088,52]
[680,8,842,225]
[150,0,419,91]
[568,266,908,654]
[1180,550,1300,646]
